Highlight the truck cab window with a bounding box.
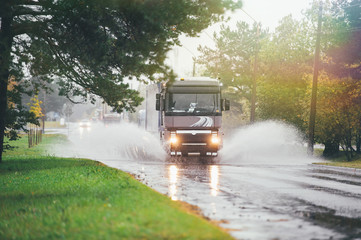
[166,93,220,115]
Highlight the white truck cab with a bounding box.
[149,77,229,157]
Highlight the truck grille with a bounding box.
[182,143,207,146]
[175,130,211,144]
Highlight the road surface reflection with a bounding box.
[210,165,219,196]
[168,165,179,201]
[167,163,220,200]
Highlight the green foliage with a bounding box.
[8,0,242,110]
[198,22,267,99]
[308,73,361,160]
[197,0,361,158]
[197,21,268,126]
[198,15,312,130]
[324,0,361,73]
[302,0,361,78]
[0,0,242,160]
[257,15,314,130]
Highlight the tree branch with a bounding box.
[13,5,51,17]
[13,0,45,6]
[12,21,48,36]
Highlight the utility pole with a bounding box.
[250,23,260,123]
[42,90,46,133]
[308,1,323,155]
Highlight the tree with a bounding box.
[197,16,312,129]
[0,0,242,162]
[310,73,361,160]
[28,94,44,119]
[197,21,268,121]
[301,0,361,157]
[3,75,37,151]
[257,15,314,130]
[323,0,361,79]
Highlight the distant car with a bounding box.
[79,119,91,128]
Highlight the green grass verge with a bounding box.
[1,135,233,239]
[314,159,361,169]
[314,149,361,169]
[44,121,67,128]
[4,134,68,157]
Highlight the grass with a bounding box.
[314,149,361,169]
[314,158,361,169]
[1,135,233,239]
[4,134,68,157]
[314,160,361,169]
[43,121,67,128]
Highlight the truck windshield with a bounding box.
[166,93,220,115]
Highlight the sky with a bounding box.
[167,0,314,77]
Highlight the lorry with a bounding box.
[145,77,229,157]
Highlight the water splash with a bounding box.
[220,121,315,164]
[54,120,319,164]
[64,122,166,161]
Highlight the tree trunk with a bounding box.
[0,5,14,162]
[0,75,7,163]
[322,140,340,157]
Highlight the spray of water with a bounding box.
[62,122,166,161]
[220,121,315,164]
[54,120,318,164]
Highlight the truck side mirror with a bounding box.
[225,99,230,111]
[156,94,161,111]
[221,99,230,111]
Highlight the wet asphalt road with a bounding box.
[55,123,361,240]
[100,157,361,240]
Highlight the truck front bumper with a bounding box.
[168,130,221,156]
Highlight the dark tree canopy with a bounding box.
[0,0,242,161]
[325,0,361,78]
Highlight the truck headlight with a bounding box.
[170,132,177,144]
[170,136,178,144]
[211,136,219,144]
[211,132,219,144]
